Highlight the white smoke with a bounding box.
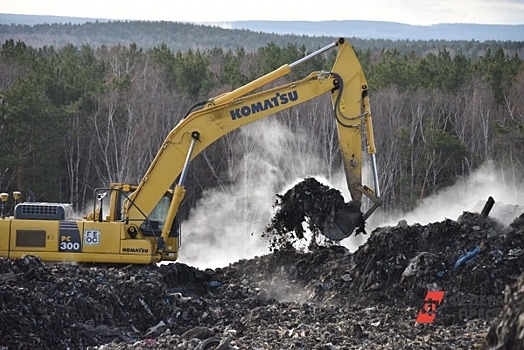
[178,117,524,269]
[377,161,524,228]
[178,119,325,269]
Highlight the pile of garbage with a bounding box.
[0,258,212,349]
[485,272,524,349]
[0,178,523,349]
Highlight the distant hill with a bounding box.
[0,13,110,26]
[1,13,523,42]
[0,13,523,57]
[228,20,524,42]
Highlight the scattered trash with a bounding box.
[0,179,522,349]
[145,321,166,336]
[207,280,224,289]
[485,273,524,350]
[453,245,481,271]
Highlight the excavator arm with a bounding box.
[324,41,382,239]
[125,38,381,257]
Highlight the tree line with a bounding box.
[0,38,522,218]
[1,20,524,57]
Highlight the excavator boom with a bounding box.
[0,38,381,264]
[127,38,381,244]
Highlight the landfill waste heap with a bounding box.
[0,177,522,350]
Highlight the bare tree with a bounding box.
[90,45,191,188]
[372,87,406,211]
[64,112,95,212]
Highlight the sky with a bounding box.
[1,0,523,26]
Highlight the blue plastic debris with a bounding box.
[453,245,481,271]
[208,281,223,289]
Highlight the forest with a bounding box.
[2,20,524,55]
[0,31,522,224]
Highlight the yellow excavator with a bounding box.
[0,38,381,264]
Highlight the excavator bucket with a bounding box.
[265,178,373,243]
[321,202,365,241]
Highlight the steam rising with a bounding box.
[179,119,523,269]
[377,161,523,228]
[178,119,331,269]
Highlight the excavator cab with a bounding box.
[88,184,181,260]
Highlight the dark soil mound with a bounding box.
[0,258,211,349]
[485,270,524,350]
[222,212,523,322]
[0,178,522,349]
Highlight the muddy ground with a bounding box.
[0,177,523,349]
